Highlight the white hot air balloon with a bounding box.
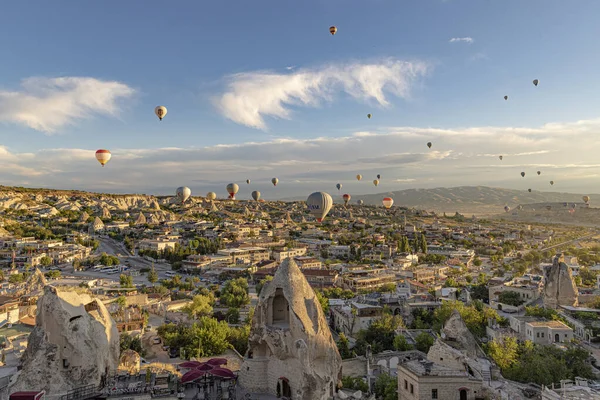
[382,197,394,209]
[155,106,168,121]
[271,178,279,186]
[307,192,333,222]
[206,192,216,201]
[226,183,239,200]
[176,186,191,204]
[252,191,261,201]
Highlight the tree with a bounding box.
[374,373,398,400]
[8,274,25,284]
[44,270,61,279]
[40,256,53,267]
[393,334,413,351]
[158,317,231,358]
[119,333,144,356]
[225,307,240,324]
[220,278,250,308]
[419,233,427,254]
[485,337,519,370]
[398,236,411,253]
[341,377,369,393]
[120,274,134,288]
[256,275,273,296]
[415,332,434,353]
[147,266,158,284]
[337,333,352,359]
[315,290,329,314]
[183,295,214,319]
[473,257,482,267]
[498,291,524,307]
[354,314,404,354]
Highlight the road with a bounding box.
[73,236,176,282]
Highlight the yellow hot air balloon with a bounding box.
[382,197,394,209]
[206,192,216,200]
[356,174,362,181]
[329,26,337,35]
[95,149,111,167]
[154,106,167,121]
[373,179,379,187]
[367,113,372,119]
[583,195,590,203]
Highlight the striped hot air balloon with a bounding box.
[95,149,111,167]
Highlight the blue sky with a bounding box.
[0,0,599,198]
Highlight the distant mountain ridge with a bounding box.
[284,186,598,214]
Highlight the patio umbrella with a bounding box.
[208,368,235,379]
[181,370,208,384]
[206,358,228,366]
[196,363,214,371]
[179,361,202,369]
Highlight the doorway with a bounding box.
[555,333,560,342]
[459,389,468,400]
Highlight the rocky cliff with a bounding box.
[543,253,579,308]
[9,286,119,396]
[238,257,342,400]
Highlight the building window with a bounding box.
[536,332,539,338]
[404,380,408,390]
[432,389,438,399]
[410,384,414,394]
[541,332,545,338]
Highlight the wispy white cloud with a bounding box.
[214,58,430,129]
[1,116,600,197]
[449,37,474,44]
[0,77,135,134]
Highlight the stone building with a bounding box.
[238,257,342,400]
[543,253,578,308]
[397,359,484,400]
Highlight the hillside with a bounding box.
[307,186,598,215]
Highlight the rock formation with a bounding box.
[440,310,486,359]
[543,253,578,308]
[101,207,112,219]
[134,212,147,225]
[238,257,342,400]
[78,211,89,224]
[9,286,119,396]
[118,350,141,375]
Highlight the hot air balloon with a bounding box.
[336,183,342,191]
[583,195,590,203]
[271,178,279,187]
[373,179,379,187]
[504,96,508,100]
[343,194,351,206]
[550,181,554,186]
[427,142,432,149]
[155,106,167,121]
[537,171,541,175]
[377,174,381,180]
[176,186,191,204]
[95,149,111,167]
[206,192,216,201]
[252,191,261,201]
[504,206,510,213]
[499,155,503,161]
[528,188,532,192]
[246,179,251,184]
[533,79,539,86]
[307,192,333,222]
[329,26,337,35]
[226,183,239,200]
[517,205,523,211]
[356,174,362,181]
[382,197,394,209]
[357,199,364,205]
[367,114,372,119]
[521,172,525,178]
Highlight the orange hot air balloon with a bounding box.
[95,149,111,167]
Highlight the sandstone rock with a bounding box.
[9,286,119,396]
[543,253,578,308]
[101,207,112,219]
[238,257,342,400]
[134,213,147,225]
[78,211,90,224]
[119,350,141,375]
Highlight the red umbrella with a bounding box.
[179,361,202,369]
[208,367,235,379]
[181,370,208,383]
[206,358,228,366]
[196,363,214,371]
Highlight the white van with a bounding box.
[165,271,177,278]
